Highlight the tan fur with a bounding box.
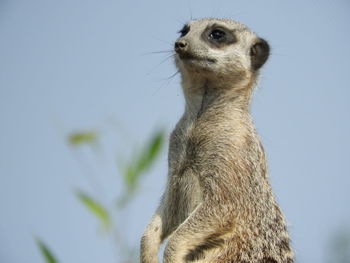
[140,18,293,263]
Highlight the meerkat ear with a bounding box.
[250,38,270,70]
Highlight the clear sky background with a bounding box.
[0,0,349,262]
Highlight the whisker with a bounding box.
[152,70,180,96]
[163,70,180,81]
[146,54,175,76]
[187,0,193,20]
[140,50,174,56]
[176,19,187,26]
[150,50,173,54]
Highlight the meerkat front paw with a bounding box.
[140,235,158,263]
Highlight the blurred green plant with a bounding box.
[76,190,111,230]
[36,239,58,263]
[326,226,350,263]
[36,127,165,263]
[68,131,98,146]
[118,130,164,207]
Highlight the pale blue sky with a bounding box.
[0,0,349,262]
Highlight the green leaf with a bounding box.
[122,129,164,190]
[68,131,97,146]
[36,239,58,263]
[125,165,137,190]
[76,190,111,229]
[135,129,164,174]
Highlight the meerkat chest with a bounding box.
[168,115,197,175]
[168,117,203,216]
[168,94,208,174]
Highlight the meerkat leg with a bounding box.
[140,193,178,263]
[163,201,230,263]
[140,208,164,263]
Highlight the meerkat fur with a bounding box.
[140,18,294,263]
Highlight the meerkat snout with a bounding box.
[174,39,188,52]
[174,39,191,59]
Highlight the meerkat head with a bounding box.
[174,18,269,90]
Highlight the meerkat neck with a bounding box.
[182,77,254,119]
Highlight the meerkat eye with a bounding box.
[178,25,190,37]
[209,29,226,41]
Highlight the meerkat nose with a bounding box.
[174,40,188,53]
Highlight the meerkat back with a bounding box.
[140,18,294,263]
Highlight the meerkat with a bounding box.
[140,18,294,263]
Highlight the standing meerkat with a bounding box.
[140,18,294,263]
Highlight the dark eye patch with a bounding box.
[209,29,226,41]
[202,24,236,48]
[178,24,190,37]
